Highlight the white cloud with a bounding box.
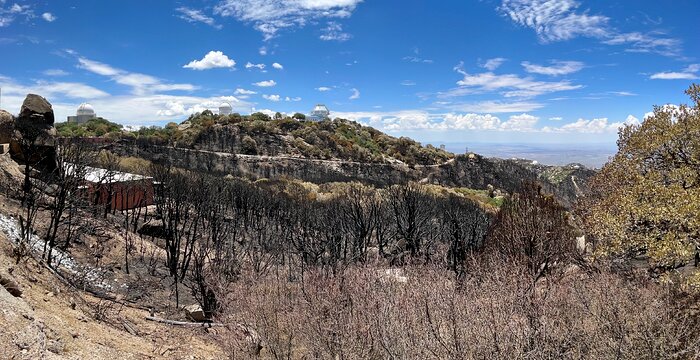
[183,50,236,70]
[549,116,563,121]
[262,94,280,101]
[245,62,266,70]
[499,113,538,131]
[78,57,120,76]
[543,115,639,133]
[445,101,544,113]
[316,86,332,91]
[482,58,507,71]
[334,110,540,132]
[259,46,268,55]
[77,56,196,95]
[521,60,584,76]
[319,21,352,41]
[253,80,276,87]
[234,88,257,95]
[0,76,109,102]
[0,2,33,27]
[650,72,697,80]
[499,0,682,57]
[401,80,416,86]
[329,108,641,134]
[214,0,362,40]
[43,69,69,76]
[403,56,433,64]
[602,32,682,58]
[446,64,582,98]
[349,88,360,100]
[285,96,301,102]
[176,7,222,29]
[608,91,636,96]
[272,62,283,70]
[500,0,608,42]
[403,47,433,64]
[650,64,699,80]
[41,12,56,22]
[149,95,248,118]
[442,113,503,131]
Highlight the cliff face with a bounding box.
[115,143,423,185]
[113,143,592,205]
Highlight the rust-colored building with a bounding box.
[75,166,154,211]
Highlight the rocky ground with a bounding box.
[0,224,226,359]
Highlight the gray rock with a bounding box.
[0,110,14,144]
[18,94,54,127]
[0,273,22,297]
[184,304,205,322]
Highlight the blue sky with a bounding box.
[0,0,698,145]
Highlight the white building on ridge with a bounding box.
[307,104,330,121]
[67,103,97,123]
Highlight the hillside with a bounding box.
[105,111,453,166]
[57,112,594,204]
[4,93,700,358]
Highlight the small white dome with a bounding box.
[218,102,233,115]
[77,103,95,116]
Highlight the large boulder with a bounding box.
[13,94,55,142]
[18,94,54,128]
[10,94,57,169]
[0,110,14,144]
[184,304,206,322]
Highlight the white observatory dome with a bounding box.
[312,104,329,115]
[76,103,95,116]
[218,102,233,115]
[308,104,330,121]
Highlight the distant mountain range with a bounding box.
[442,142,616,169]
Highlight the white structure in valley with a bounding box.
[67,103,97,123]
[307,104,330,121]
[219,102,233,115]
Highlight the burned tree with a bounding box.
[486,182,576,281]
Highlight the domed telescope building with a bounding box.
[219,102,233,115]
[307,104,330,121]
[67,103,97,124]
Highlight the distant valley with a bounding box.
[442,142,617,168]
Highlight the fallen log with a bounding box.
[145,316,264,355]
[145,316,226,327]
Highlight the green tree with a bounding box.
[241,135,258,155]
[582,84,700,268]
[250,112,271,122]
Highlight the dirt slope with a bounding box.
[0,211,224,359]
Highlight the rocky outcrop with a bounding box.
[113,143,591,205]
[0,110,14,144]
[0,272,22,297]
[10,94,57,170]
[0,153,23,193]
[115,143,423,186]
[18,94,55,128]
